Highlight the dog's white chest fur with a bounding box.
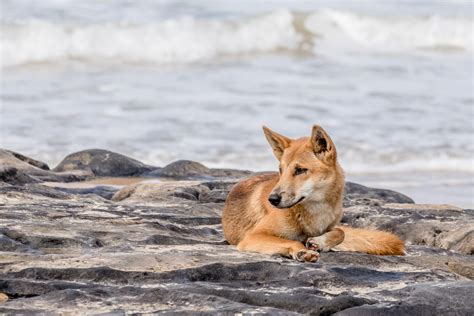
[297,202,341,238]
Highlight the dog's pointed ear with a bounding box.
[263,126,291,161]
[310,125,337,164]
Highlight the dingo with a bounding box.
[222,125,404,262]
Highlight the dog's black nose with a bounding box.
[268,193,282,207]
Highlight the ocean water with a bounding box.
[1,0,473,207]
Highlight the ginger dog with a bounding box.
[222,125,404,262]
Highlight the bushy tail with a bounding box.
[334,226,405,255]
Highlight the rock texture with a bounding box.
[0,149,472,314]
[0,150,91,184]
[53,149,156,177]
[145,160,253,179]
[53,149,252,180]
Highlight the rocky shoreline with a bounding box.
[0,148,473,314]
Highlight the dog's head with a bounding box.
[263,125,342,209]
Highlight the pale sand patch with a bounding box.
[86,177,150,185]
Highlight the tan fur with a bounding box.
[222,125,405,262]
[334,226,406,255]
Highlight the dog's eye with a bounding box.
[294,167,308,176]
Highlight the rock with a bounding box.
[112,180,234,204]
[201,180,238,191]
[53,186,120,200]
[344,182,414,206]
[0,183,72,201]
[0,150,90,184]
[154,160,210,179]
[0,149,51,184]
[208,168,253,179]
[4,150,50,171]
[198,189,229,203]
[146,160,253,180]
[54,149,156,177]
[336,281,474,315]
[341,203,474,255]
[171,185,211,201]
[0,150,472,314]
[0,167,39,185]
[111,181,206,203]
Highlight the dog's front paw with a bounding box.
[293,249,319,263]
[306,237,323,252]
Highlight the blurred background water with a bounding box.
[1,0,473,207]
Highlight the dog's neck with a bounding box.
[291,200,342,237]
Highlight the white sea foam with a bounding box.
[305,9,473,53]
[0,10,300,68]
[1,9,472,68]
[341,157,474,174]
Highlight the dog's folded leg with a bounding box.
[237,233,319,262]
[306,227,345,252]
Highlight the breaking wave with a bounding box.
[1,9,472,68]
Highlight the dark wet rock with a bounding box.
[54,149,156,177]
[0,149,472,314]
[173,180,239,203]
[54,186,119,200]
[154,160,210,179]
[0,167,39,185]
[0,228,101,250]
[201,180,238,192]
[146,160,252,180]
[0,233,29,252]
[171,185,210,201]
[337,281,474,316]
[34,171,93,183]
[344,182,415,206]
[198,189,229,203]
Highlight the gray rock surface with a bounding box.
[0,150,472,314]
[344,181,415,206]
[0,149,91,184]
[53,150,252,180]
[53,149,157,177]
[146,159,253,179]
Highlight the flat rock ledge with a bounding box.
[0,149,472,315]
